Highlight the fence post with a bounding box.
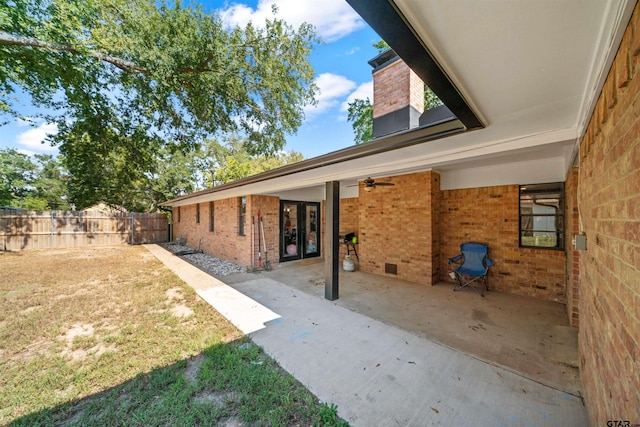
[50,211,55,248]
[130,213,135,245]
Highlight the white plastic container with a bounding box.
[343,255,355,272]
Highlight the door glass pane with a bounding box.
[305,205,318,255]
[283,204,298,257]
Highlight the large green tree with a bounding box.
[0,148,70,209]
[31,153,69,209]
[1,0,318,208]
[0,149,35,207]
[346,98,373,145]
[198,136,304,187]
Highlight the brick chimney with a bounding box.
[369,49,425,138]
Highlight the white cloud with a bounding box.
[16,122,58,152]
[304,73,356,119]
[341,80,373,111]
[219,0,364,42]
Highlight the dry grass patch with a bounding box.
[1,246,348,427]
[0,245,241,425]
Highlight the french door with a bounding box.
[280,201,320,261]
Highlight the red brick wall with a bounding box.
[172,195,279,269]
[410,70,425,115]
[208,198,243,265]
[173,198,248,265]
[439,185,567,302]
[249,195,280,268]
[565,167,580,328]
[578,5,640,423]
[358,171,438,285]
[339,197,359,264]
[172,204,195,247]
[373,60,424,118]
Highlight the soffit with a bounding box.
[393,0,634,142]
[168,135,573,206]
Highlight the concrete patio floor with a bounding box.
[146,245,586,426]
[224,258,582,397]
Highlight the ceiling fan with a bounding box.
[349,177,395,192]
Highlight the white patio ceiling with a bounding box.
[166,0,635,207]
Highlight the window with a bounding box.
[177,206,181,223]
[519,183,564,249]
[238,197,246,236]
[196,203,200,223]
[209,201,215,232]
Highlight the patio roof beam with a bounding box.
[324,181,340,300]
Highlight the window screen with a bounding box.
[519,183,564,249]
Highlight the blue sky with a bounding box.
[0,0,381,159]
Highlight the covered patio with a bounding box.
[224,259,582,397]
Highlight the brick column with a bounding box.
[358,171,439,286]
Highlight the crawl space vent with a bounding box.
[385,263,397,275]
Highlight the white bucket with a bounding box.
[343,255,355,272]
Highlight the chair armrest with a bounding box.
[448,254,463,263]
[486,258,494,267]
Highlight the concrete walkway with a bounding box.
[145,245,587,426]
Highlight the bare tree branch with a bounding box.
[1,32,228,76]
[0,31,148,74]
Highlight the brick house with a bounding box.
[164,1,639,423]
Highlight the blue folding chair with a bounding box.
[447,242,494,297]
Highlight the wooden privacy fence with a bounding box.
[0,209,169,251]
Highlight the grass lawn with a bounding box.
[0,245,348,426]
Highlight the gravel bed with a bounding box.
[160,242,246,277]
